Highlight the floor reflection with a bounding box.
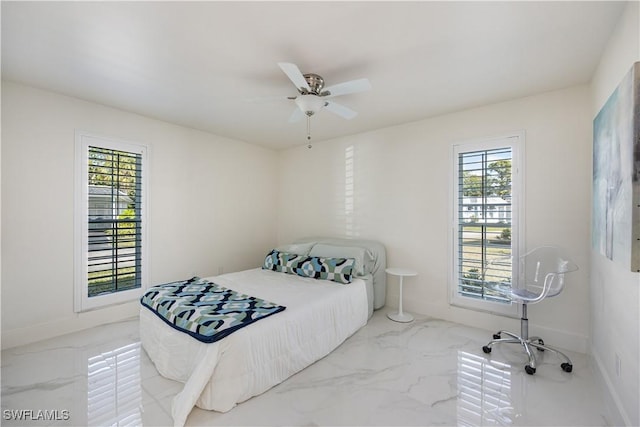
[457,350,521,426]
[87,342,142,426]
[1,312,605,427]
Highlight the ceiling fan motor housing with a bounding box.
[303,73,325,95]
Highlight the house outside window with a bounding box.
[450,133,524,315]
[75,131,148,312]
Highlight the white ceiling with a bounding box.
[1,1,625,150]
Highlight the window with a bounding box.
[75,131,148,312]
[450,133,523,315]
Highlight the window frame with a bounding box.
[449,132,525,316]
[74,131,149,313]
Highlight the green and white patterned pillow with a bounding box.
[263,250,301,275]
[263,249,355,284]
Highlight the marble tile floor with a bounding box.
[2,309,608,427]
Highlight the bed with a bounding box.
[139,238,386,426]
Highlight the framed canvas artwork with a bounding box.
[592,61,640,272]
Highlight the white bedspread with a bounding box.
[139,268,368,426]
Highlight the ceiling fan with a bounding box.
[277,62,371,141]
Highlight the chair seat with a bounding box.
[510,288,540,301]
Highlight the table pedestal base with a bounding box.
[387,311,414,323]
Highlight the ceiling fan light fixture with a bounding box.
[295,94,325,116]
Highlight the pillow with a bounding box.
[296,255,355,284]
[274,242,315,256]
[309,244,372,276]
[262,250,355,284]
[263,250,301,274]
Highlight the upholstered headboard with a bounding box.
[293,237,387,314]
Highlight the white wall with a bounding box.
[589,2,640,426]
[278,84,592,353]
[1,81,279,349]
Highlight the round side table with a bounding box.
[386,267,417,323]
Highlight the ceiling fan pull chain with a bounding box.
[306,115,313,148]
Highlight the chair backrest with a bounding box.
[517,246,578,301]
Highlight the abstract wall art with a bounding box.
[592,61,640,272]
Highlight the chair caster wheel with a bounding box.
[525,365,536,375]
[482,346,492,354]
[493,333,501,339]
[536,339,545,351]
[561,363,573,373]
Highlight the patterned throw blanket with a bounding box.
[140,277,286,343]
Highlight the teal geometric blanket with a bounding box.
[140,277,286,343]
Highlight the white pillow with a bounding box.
[309,244,372,276]
[274,242,315,256]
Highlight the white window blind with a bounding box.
[451,134,523,315]
[87,147,143,297]
[457,147,512,303]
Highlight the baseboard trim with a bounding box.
[420,303,588,354]
[592,350,632,426]
[1,301,139,349]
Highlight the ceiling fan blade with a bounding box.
[246,95,290,104]
[323,78,371,98]
[278,62,311,93]
[324,101,358,120]
[288,107,305,123]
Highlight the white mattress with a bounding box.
[139,268,369,426]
